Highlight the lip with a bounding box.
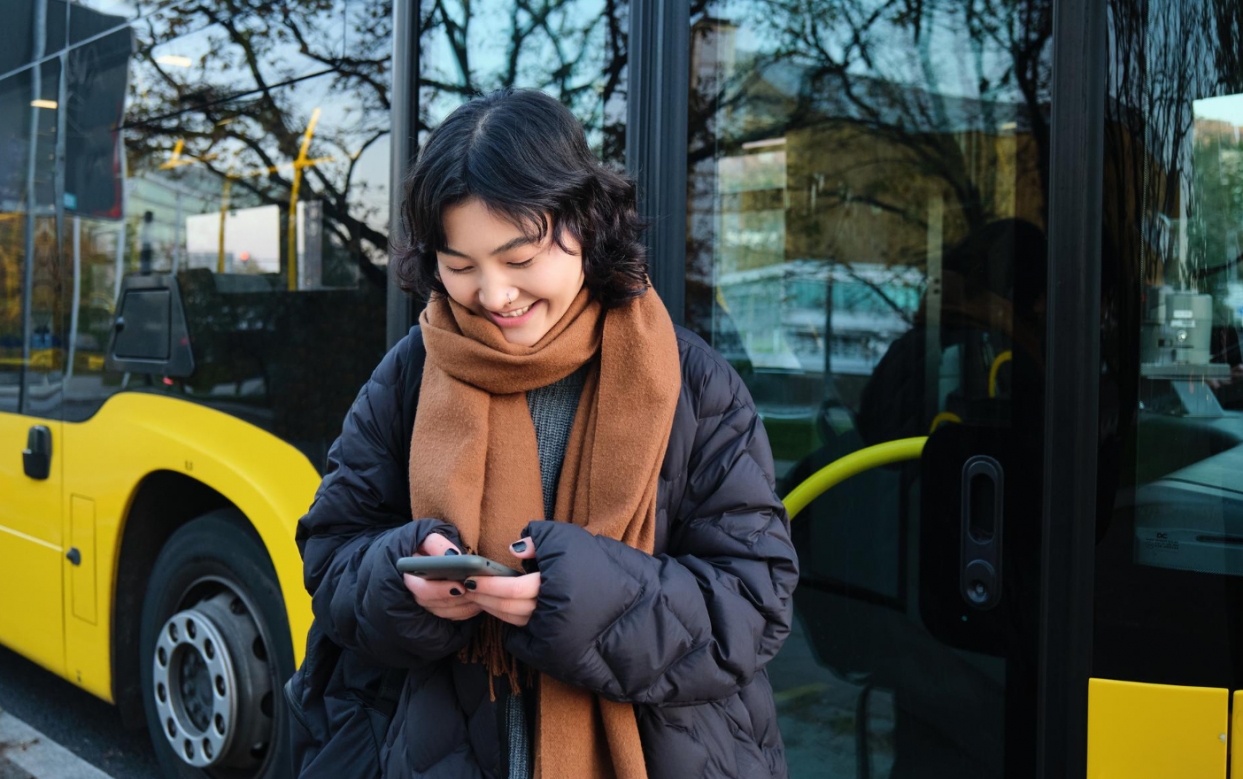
[486,300,542,328]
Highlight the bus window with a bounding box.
[0,59,64,418]
[0,72,32,415]
[57,2,389,471]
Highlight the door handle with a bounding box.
[23,425,52,480]
[961,455,1003,610]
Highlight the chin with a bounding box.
[504,327,543,347]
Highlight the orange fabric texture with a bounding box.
[409,286,681,779]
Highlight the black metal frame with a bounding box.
[1038,1,1106,776]
[386,0,420,349]
[626,0,690,326]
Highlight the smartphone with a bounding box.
[396,554,521,580]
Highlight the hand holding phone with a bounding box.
[401,534,542,627]
[402,532,484,622]
[459,538,541,627]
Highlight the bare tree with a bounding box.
[684,0,1054,342]
[690,0,1052,234]
[1104,0,1223,292]
[418,0,630,165]
[123,0,394,287]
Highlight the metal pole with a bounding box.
[113,167,127,302]
[216,177,230,273]
[1037,0,1106,775]
[19,0,48,414]
[171,191,183,274]
[386,0,420,348]
[55,49,68,386]
[67,215,80,382]
[626,0,690,326]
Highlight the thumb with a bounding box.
[509,538,536,560]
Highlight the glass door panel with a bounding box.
[1097,0,1243,692]
[685,3,1054,776]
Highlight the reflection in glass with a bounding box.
[46,1,394,473]
[687,2,1052,777]
[0,58,64,418]
[0,71,36,414]
[1097,0,1243,691]
[419,0,629,165]
[70,1,139,43]
[0,4,40,74]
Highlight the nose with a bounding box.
[478,271,517,311]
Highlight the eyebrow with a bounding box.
[440,235,536,259]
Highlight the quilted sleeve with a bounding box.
[297,332,474,668]
[504,343,798,705]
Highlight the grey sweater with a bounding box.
[505,366,587,779]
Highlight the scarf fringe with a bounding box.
[459,616,526,701]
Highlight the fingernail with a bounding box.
[445,549,460,556]
[464,579,477,591]
[510,540,528,553]
[449,588,462,597]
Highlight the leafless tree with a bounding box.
[689,0,1052,233]
[123,0,395,288]
[418,0,629,164]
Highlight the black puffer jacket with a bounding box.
[296,325,798,778]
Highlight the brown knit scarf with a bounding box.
[409,285,680,779]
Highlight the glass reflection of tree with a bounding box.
[1188,119,1243,290]
[1102,0,1243,468]
[687,0,1053,350]
[1106,0,1217,291]
[418,1,629,166]
[122,0,392,288]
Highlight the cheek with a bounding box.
[545,254,585,300]
[439,271,476,306]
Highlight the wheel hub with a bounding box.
[151,590,273,770]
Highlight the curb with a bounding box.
[0,711,116,779]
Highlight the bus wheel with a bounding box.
[140,511,294,779]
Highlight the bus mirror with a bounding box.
[105,274,196,378]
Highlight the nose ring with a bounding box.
[507,290,515,304]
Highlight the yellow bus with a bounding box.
[3,1,1242,778]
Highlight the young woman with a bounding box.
[296,88,798,779]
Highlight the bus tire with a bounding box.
[139,510,295,779]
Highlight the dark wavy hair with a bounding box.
[393,88,648,308]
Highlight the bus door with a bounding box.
[0,403,65,676]
[683,2,1056,776]
[0,57,66,675]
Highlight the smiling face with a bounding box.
[437,198,587,347]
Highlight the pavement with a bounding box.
[0,613,889,779]
[0,711,114,779]
[0,644,159,779]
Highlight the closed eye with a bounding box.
[443,265,473,274]
[508,257,535,269]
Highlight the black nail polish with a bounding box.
[449,588,462,597]
[511,540,528,553]
[464,579,477,591]
[445,549,460,556]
